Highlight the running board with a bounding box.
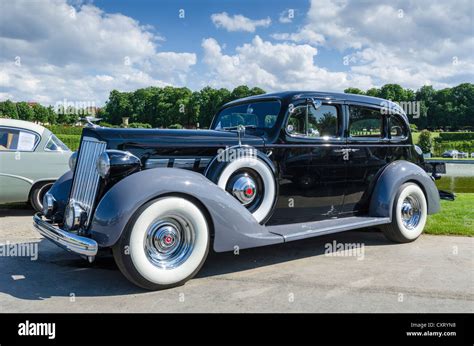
[267,216,391,242]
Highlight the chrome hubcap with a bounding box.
[144,217,194,269]
[231,174,256,206]
[401,195,421,230]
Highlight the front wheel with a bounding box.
[30,182,53,213]
[381,182,428,243]
[113,196,210,290]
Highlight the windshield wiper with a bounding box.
[222,125,258,131]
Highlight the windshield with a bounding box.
[214,101,280,130]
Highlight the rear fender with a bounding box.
[369,160,440,218]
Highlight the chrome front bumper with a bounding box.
[33,213,98,260]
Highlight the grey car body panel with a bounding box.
[88,167,284,251]
[369,160,440,218]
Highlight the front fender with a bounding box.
[369,160,440,218]
[48,170,73,214]
[89,168,283,251]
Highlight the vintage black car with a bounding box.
[34,91,444,290]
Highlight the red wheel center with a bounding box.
[164,236,173,245]
[245,187,254,196]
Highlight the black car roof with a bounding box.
[223,91,407,117]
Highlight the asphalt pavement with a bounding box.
[0,208,472,313]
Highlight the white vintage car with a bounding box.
[0,119,71,211]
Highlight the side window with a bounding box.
[389,115,407,139]
[349,106,384,138]
[45,134,69,151]
[287,104,339,138]
[0,128,38,151]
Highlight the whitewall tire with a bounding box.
[216,156,276,223]
[113,196,210,290]
[381,183,428,243]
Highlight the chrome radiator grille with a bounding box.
[69,137,107,228]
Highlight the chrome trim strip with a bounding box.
[145,158,169,169]
[174,158,195,169]
[199,158,211,168]
[145,157,213,170]
[33,213,98,257]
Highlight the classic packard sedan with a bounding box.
[34,92,444,290]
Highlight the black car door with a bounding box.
[342,103,389,215]
[267,99,347,224]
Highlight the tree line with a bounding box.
[0,83,472,130]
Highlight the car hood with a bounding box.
[81,127,265,151]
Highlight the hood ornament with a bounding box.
[82,116,102,128]
[237,125,245,146]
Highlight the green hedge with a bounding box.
[47,125,83,135]
[433,140,474,156]
[438,132,474,141]
[128,122,152,128]
[57,134,81,151]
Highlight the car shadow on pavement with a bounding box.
[198,229,392,278]
[0,229,393,300]
[0,207,35,218]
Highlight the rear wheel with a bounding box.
[113,196,210,290]
[381,183,427,243]
[29,182,53,213]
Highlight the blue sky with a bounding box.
[0,0,472,105]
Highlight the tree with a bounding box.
[32,104,49,123]
[379,84,406,101]
[417,130,432,154]
[230,85,251,100]
[16,102,34,121]
[344,88,365,95]
[103,90,133,124]
[2,100,19,119]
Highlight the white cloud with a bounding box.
[211,12,271,32]
[271,0,474,89]
[0,0,196,104]
[278,9,296,24]
[202,36,373,91]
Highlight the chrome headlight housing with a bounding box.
[96,151,111,178]
[64,201,86,230]
[96,150,140,179]
[42,192,56,218]
[69,151,78,171]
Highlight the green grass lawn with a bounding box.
[425,193,474,236]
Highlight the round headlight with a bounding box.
[64,201,85,230]
[96,151,110,178]
[42,192,56,217]
[69,151,78,171]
